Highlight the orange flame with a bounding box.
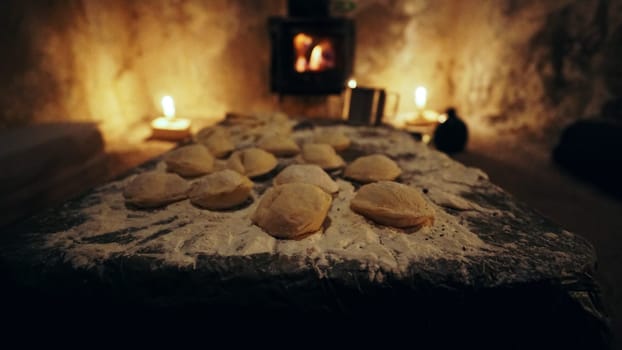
[293,33,336,72]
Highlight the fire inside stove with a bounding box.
[293,33,336,73]
[269,16,354,94]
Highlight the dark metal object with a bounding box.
[343,86,399,126]
[433,108,468,153]
[343,86,385,126]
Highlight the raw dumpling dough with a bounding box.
[255,112,292,136]
[189,169,253,210]
[273,164,339,194]
[227,147,278,178]
[196,126,235,158]
[350,181,435,229]
[252,183,332,239]
[299,143,345,170]
[256,134,300,157]
[344,154,402,183]
[165,144,214,177]
[225,112,292,148]
[314,130,351,151]
[123,171,190,208]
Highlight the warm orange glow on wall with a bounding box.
[0,2,280,141]
[1,0,613,145]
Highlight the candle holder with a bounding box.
[407,86,440,125]
[151,96,192,141]
[386,86,447,144]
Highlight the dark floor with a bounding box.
[452,143,622,349]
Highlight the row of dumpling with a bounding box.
[122,142,401,210]
[156,123,406,181]
[122,123,434,238]
[120,123,346,209]
[123,163,433,240]
[251,173,435,240]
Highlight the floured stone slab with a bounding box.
[0,119,608,347]
[13,126,502,277]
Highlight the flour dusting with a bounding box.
[45,124,503,280]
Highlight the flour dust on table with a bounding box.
[3,113,606,348]
[43,115,504,282]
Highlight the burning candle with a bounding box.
[414,86,427,110]
[151,95,192,140]
[162,95,175,120]
[412,86,440,123]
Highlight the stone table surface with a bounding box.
[0,119,611,348]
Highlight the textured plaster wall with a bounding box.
[1,0,621,149]
[0,0,283,139]
[352,0,622,147]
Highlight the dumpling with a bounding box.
[350,181,434,229]
[344,154,401,183]
[227,147,278,178]
[299,143,345,170]
[273,164,339,194]
[196,126,235,158]
[123,171,190,208]
[256,134,300,157]
[189,169,253,210]
[165,144,214,177]
[314,130,350,151]
[252,183,332,239]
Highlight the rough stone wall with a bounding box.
[0,0,283,139]
[352,0,622,147]
[1,0,621,149]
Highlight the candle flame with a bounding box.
[161,95,175,119]
[347,79,357,89]
[414,86,427,109]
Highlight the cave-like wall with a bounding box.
[1,0,621,148]
[0,0,282,139]
[352,0,622,147]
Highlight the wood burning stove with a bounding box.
[269,1,355,95]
